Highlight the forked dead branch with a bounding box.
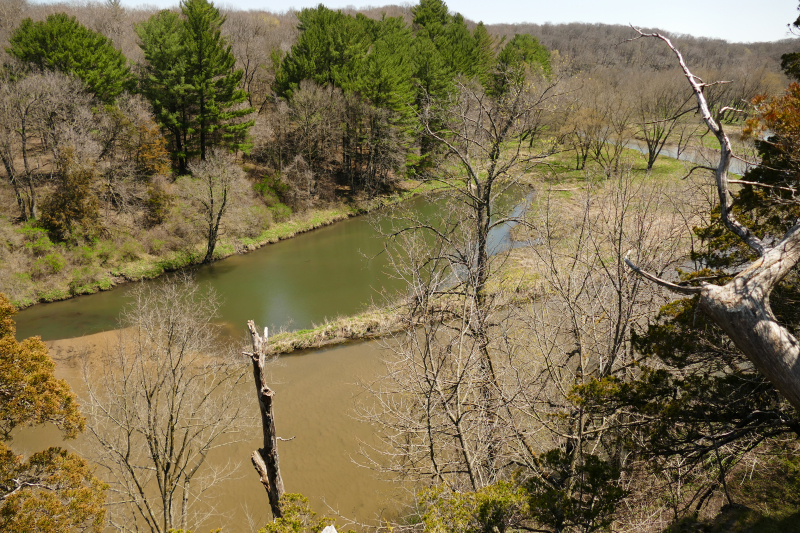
[624,29,800,412]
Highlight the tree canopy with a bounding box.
[137,0,253,172]
[7,13,134,103]
[0,293,106,532]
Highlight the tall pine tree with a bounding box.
[137,0,253,173]
[182,0,253,161]
[136,11,193,173]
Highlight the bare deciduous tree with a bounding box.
[625,30,800,412]
[180,151,250,263]
[82,277,252,533]
[630,68,696,170]
[0,71,90,220]
[359,68,568,491]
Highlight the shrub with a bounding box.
[39,158,102,243]
[144,182,172,227]
[20,226,53,256]
[255,174,288,207]
[69,266,102,294]
[147,238,165,255]
[237,205,272,238]
[94,240,115,265]
[43,252,66,274]
[30,252,66,279]
[118,240,144,262]
[73,245,95,266]
[269,203,292,223]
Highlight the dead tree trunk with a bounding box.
[245,320,285,519]
[624,30,800,412]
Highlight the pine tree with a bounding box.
[136,10,193,173]
[359,17,415,117]
[182,0,253,161]
[7,13,134,103]
[137,0,253,172]
[491,34,551,96]
[411,0,450,40]
[439,13,475,77]
[471,22,496,86]
[273,6,371,99]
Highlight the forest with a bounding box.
[1,0,800,531]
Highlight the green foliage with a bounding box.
[19,226,53,256]
[490,34,551,95]
[525,450,626,533]
[357,16,415,120]
[136,10,193,172]
[274,6,371,99]
[411,0,449,38]
[118,240,144,262]
[7,13,134,103]
[0,292,106,530]
[258,493,333,533]
[418,482,528,533]
[269,203,292,223]
[30,252,66,279]
[137,0,254,171]
[68,266,104,295]
[418,467,624,533]
[471,23,496,86]
[255,174,289,207]
[181,0,254,158]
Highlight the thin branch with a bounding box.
[728,179,798,194]
[623,250,702,295]
[629,25,766,256]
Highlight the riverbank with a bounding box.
[4,178,446,311]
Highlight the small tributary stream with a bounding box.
[13,187,531,530]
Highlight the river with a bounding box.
[12,187,530,531]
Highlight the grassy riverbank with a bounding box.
[263,147,699,356]
[0,178,447,310]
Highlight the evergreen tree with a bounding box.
[136,11,193,173]
[411,0,450,40]
[0,293,106,532]
[439,13,475,77]
[491,34,551,96]
[7,13,134,103]
[182,0,253,161]
[358,16,415,117]
[471,22,496,86]
[273,6,371,99]
[137,0,253,172]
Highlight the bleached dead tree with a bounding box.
[624,29,800,412]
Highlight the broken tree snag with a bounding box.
[624,30,800,412]
[245,320,285,519]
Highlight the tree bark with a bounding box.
[246,320,285,519]
[698,228,800,410]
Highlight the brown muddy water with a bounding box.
[14,330,404,531]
